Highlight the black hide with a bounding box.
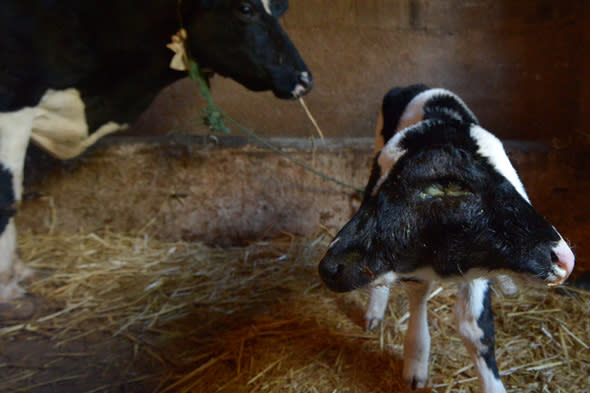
[0,166,16,233]
[319,87,563,292]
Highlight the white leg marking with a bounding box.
[455,279,506,393]
[402,280,432,389]
[469,125,529,203]
[0,220,26,301]
[0,220,17,278]
[365,272,397,330]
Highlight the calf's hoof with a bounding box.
[365,316,383,331]
[405,376,428,390]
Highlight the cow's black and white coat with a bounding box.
[0,0,312,301]
[318,85,575,393]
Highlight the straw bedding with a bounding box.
[2,229,589,393]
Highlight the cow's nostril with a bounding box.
[297,72,312,90]
[550,251,558,262]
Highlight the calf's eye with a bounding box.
[238,3,253,15]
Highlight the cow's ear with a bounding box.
[271,0,289,17]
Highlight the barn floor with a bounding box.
[2,139,589,393]
[2,232,590,393]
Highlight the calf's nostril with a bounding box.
[318,259,344,281]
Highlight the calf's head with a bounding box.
[319,88,574,292]
[184,0,312,98]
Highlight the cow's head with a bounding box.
[318,87,574,292]
[183,0,312,99]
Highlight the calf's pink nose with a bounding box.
[552,239,575,283]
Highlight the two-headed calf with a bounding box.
[318,85,575,393]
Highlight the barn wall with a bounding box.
[133,0,590,145]
[19,140,590,274]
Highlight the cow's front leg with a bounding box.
[365,272,396,330]
[0,108,36,303]
[455,279,506,393]
[0,220,26,301]
[402,280,432,389]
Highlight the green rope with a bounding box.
[225,116,365,193]
[188,61,230,134]
[178,31,363,192]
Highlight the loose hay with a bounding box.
[2,230,589,392]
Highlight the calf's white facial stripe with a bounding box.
[396,88,476,133]
[396,88,441,132]
[373,132,407,195]
[261,0,272,15]
[469,125,530,203]
[373,88,477,196]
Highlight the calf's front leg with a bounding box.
[402,280,432,389]
[365,272,396,330]
[455,279,506,393]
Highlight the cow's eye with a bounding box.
[238,3,253,15]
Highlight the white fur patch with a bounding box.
[372,88,476,196]
[0,108,36,200]
[365,271,398,329]
[261,0,272,15]
[31,89,126,160]
[0,220,25,301]
[474,357,507,393]
[365,283,390,330]
[402,281,432,388]
[396,88,476,134]
[372,125,414,195]
[0,220,17,275]
[455,279,488,354]
[469,125,529,203]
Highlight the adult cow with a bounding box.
[0,0,312,301]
